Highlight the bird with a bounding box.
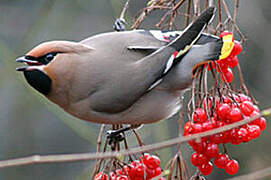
[16,7,234,136]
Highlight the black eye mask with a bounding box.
[25,52,58,65]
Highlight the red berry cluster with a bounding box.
[184,93,267,176]
[207,32,243,83]
[94,153,165,180]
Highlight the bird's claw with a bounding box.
[106,130,125,148]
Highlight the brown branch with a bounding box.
[119,0,130,21]
[156,0,187,28]
[228,166,271,180]
[92,124,106,177]
[0,108,269,169]
[185,0,192,26]
[193,0,201,17]
[232,0,240,33]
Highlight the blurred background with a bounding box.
[0,0,270,179]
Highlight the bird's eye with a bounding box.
[45,53,56,62]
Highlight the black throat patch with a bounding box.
[23,70,52,95]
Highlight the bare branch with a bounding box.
[228,166,271,180]
[0,108,270,169]
[119,0,130,21]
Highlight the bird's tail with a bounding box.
[168,6,216,58]
[185,33,235,73]
[157,6,217,79]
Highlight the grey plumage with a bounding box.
[16,7,228,125]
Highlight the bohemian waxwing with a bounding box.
[16,7,233,126]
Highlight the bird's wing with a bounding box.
[81,28,220,64]
[125,31,220,56]
[81,30,166,62]
[161,37,234,90]
[89,7,217,114]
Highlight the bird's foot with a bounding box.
[113,18,126,32]
[106,129,125,150]
[106,124,142,150]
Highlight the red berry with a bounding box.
[210,133,224,144]
[221,68,234,83]
[217,103,231,120]
[258,117,267,131]
[142,153,151,161]
[232,94,241,103]
[110,172,117,180]
[116,175,129,180]
[197,153,209,165]
[191,153,199,166]
[224,96,232,104]
[249,111,260,123]
[192,140,207,153]
[131,160,140,166]
[135,163,145,177]
[132,177,144,180]
[240,101,255,116]
[191,152,208,166]
[217,60,229,72]
[212,113,218,122]
[145,168,156,179]
[215,121,225,128]
[144,155,161,169]
[154,167,162,176]
[188,140,195,147]
[199,162,214,176]
[222,130,231,144]
[193,108,208,123]
[94,172,108,180]
[229,56,239,68]
[238,93,251,102]
[183,121,193,135]
[250,112,267,131]
[229,108,243,122]
[128,165,136,178]
[116,169,124,176]
[203,97,213,110]
[122,165,130,175]
[191,123,203,134]
[247,125,261,139]
[202,121,215,132]
[205,143,220,158]
[232,41,243,56]
[237,127,249,142]
[230,129,242,145]
[215,97,221,107]
[214,154,230,169]
[225,159,239,175]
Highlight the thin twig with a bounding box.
[0,108,269,168]
[132,129,144,147]
[186,0,192,26]
[232,0,240,33]
[92,124,106,177]
[157,0,187,28]
[119,0,130,21]
[228,166,271,180]
[167,155,178,180]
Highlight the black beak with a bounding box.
[16,66,28,71]
[16,56,43,72]
[16,56,41,65]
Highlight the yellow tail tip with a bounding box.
[219,34,235,60]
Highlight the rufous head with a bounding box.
[16,40,93,95]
